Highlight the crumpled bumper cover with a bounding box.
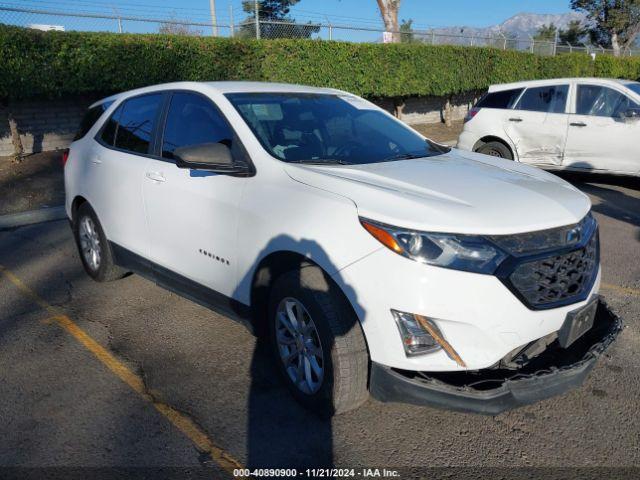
[370,299,622,415]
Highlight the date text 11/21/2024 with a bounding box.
[233,468,400,477]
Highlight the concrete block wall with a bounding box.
[0,92,483,156]
[372,91,482,124]
[0,96,98,156]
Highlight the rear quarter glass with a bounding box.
[476,88,524,109]
[74,101,114,141]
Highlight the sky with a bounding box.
[0,0,574,35]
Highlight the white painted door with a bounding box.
[142,91,247,297]
[90,93,164,257]
[563,83,640,175]
[504,84,570,166]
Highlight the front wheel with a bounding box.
[476,141,513,160]
[268,266,369,416]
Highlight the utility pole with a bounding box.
[229,3,235,37]
[111,5,123,33]
[209,0,218,37]
[254,0,260,39]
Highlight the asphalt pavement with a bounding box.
[0,172,638,478]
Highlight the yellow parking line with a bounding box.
[0,264,243,474]
[602,283,640,297]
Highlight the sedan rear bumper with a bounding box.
[370,299,622,415]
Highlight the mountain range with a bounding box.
[430,12,587,39]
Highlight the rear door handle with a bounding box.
[570,122,587,127]
[509,117,523,122]
[145,171,166,183]
[91,157,102,165]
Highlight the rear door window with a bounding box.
[99,104,122,146]
[476,88,523,109]
[113,94,163,154]
[75,101,113,141]
[516,85,569,114]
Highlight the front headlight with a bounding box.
[360,218,508,274]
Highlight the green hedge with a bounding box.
[1,24,639,101]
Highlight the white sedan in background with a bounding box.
[457,77,640,176]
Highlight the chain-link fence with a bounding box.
[1,5,638,57]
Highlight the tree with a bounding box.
[534,23,558,42]
[376,0,401,43]
[559,20,587,44]
[571,0,640,56]
[239,0,319,39]
[158,19,202,36]
[399,18,417,43]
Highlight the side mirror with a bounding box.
[174,142,248,174]
[623,108,640,121]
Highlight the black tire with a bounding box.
[268,266,369,416]
[73,203,127,282]
[476,141,513,160]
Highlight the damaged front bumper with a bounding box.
[370,299,622,415]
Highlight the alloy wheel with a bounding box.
[79,216,101,271]
[275,297,325,395]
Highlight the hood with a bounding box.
[284,149,591,235]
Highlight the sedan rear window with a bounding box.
[476,89,523,109]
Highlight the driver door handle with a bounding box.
[570,122,587,127]
[509,117,523,122]
[145,171,166,183]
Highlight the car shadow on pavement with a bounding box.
[556,171,640,242]
[235,235,366,469]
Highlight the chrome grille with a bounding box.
[507,230,599,309]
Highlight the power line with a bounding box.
[0,1,234,22]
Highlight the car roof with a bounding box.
[488,77,636,92]
[91,81,345,108]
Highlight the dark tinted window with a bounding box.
[476,89,523,109]
[75,101,113,141]
[162,92,233,159]
[516,85,568,113]
[100,104,122,146]
[114,94,163,154]
[576,85,639,117]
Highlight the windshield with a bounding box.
[626,82,640,97]
[225,93,447,165]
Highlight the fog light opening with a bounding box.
[392,310,467,368]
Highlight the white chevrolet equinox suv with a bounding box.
[65,82,620,415]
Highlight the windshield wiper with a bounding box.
[383,141,452,162]
[288,158,353,165]
[426,139,452,154]
[382,152,427,162]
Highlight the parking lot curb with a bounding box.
[0,206,66,231]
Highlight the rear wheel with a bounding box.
[268,266,369,416]
[476,141,513,160]
[73,203,127,282]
